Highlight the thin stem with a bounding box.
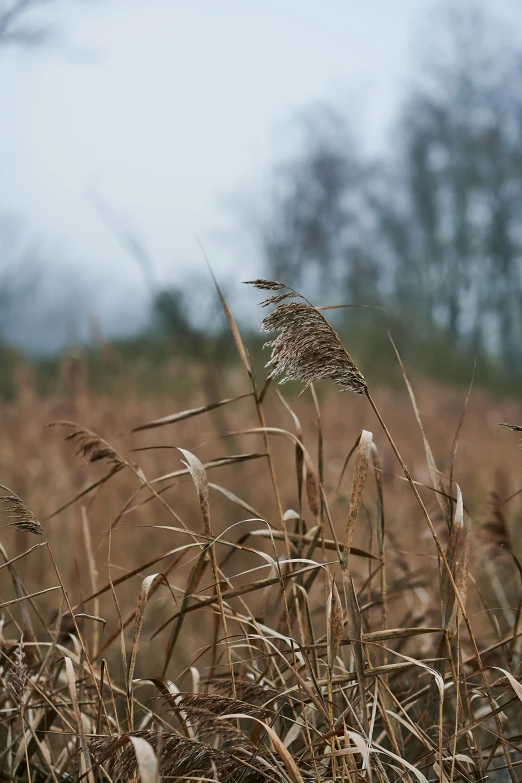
[366,389,518,783]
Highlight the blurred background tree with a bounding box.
[0,0,99,47]
[0,0,104,395]
[255,5,522,384]
[1,1,522,395]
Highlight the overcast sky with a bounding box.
[1,0,521,348]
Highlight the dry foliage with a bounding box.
[0,280,521,782]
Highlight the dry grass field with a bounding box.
[0,282,522,782]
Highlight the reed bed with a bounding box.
[0,280,521,782]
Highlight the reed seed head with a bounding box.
[7,640,28,709]
[245,280,367,395]
[0,495,42,536]
[48,421,124,467]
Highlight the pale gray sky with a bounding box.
[1,0,521,347]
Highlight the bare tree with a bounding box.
[257,105,381,304]
[380,5,522,363]
[0,0,96,48]
[256,5,522,375]
[0,0,103,353]
[0,217,39,334]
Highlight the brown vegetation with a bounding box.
[0,282,522,782]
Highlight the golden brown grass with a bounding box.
[0,281,522,782]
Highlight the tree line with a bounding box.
[255,6,522,380]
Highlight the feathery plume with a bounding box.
[7,639,28,708]
[205,677,283,705]
[482,489,512,559]
[90,731,270,783]
[167,692,271,719]
[245,280,367,395]
[0,495,42,536]
[500,422,522,431]
[244,279,287,291]
[48,421,124,467]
